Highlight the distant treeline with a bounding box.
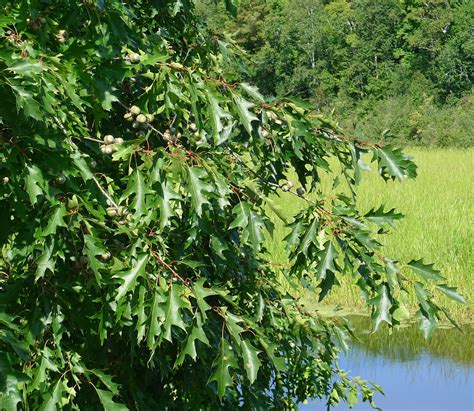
[197,0,473,147]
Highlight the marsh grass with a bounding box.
[264,148,473,322]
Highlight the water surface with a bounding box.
[302,321,474,410]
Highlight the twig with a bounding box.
[91,175,119,209]
[224,144,320,207]
[151,250,190,287]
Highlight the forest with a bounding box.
[197,0,473,147]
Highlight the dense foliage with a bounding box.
[197,0,474,146]
[0,1,465,409]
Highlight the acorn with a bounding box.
[146,114,155,123]
[129,52,141,64]
[124,112,133,122]
[103,134,115,145]
[56,174,66,184]
[2,176,9,185]
[136,114,147,124]
[130,106,141,116]
[163,130,172,142]
[188,123,197,132]
[106,207,118,217]
[100,252,111,261]
[56,29,67,43]
[100,145,108,153]
[296,187,305,196]
[275,119,283,126]
[262,129,270,138]
[281,184,289,192]
[176,132,182,140]
[115,137,124,145]
[104,145,114,155]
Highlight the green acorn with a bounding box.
[129,52,141,64]
[130,106,141,116]
[136,114,147,124]
[103,135,115,145]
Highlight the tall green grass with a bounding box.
[265,149,473,322]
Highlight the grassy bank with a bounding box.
[265,148,473,322]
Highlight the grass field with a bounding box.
[265,148,473,322]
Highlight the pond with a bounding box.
[301,318,474,410]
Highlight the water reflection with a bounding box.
[301,319,474,410]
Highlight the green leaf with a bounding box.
[224,0,240,17]
[0,354,28,411]
[122,170,153,218]
[162,284,189,342]
[25,165,45,205]
[11,85,43,120]
[207,92,232,145]
[175,314,209,366]
[241,340,261,384]
[316,241,336,280]
[147,289,166,349]
[90,370,120,395]
[229,202,249,230]
[35,241,56,281]
[43,204,67,236]
[295,217,319,258]
[372,285,392,331]
[71,152,93,181]
[8,61,44,74]
[240,83,264,102]
[375,146,417,181]
[408,260,445,282]
[435,285,466,304]
[187,167,213,217]
[208,338,238,399]
[385,259,400,289]
[156,180,181,230]
[233,95,258,135]
[192,278,219,320]
[95,80,119,111]
[42,378,62,411]
[95,388,128,411]
[114,254,149,301]
[364,206,403,227]
[229,202,265,252]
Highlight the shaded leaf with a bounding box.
[95,388,128,411]
[208,338,238,399]
[241,339,261,384]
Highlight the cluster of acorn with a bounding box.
[281,180,306,196]
[100,134,124,155]
[106,205,132,225]
[124,106,155,136]
[162,122,199,143]
[281,180,294,192]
